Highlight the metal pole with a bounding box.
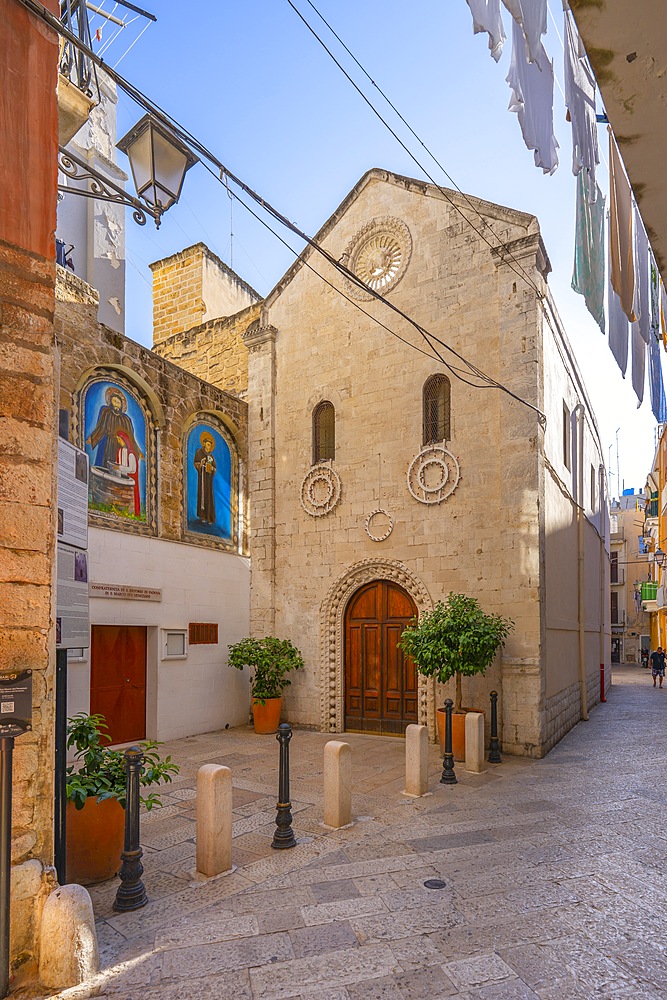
[488,690,502,763]
[113,747,147,912]
[600,663,606,703]
[0,737,14,999]
[54,648,67,884]
[271,723,297,849]
[440,699,457,785]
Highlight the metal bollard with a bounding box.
[488,690,502,763]
[272,723,297,849]
[113,747,148,912]
[0,738,14,999]
[440,699,457,785]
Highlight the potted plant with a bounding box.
[227,636,304,733]
[399,593,514,760]
[65,712,179,885]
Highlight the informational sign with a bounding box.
[56,542,90,649]
[57,438,89,551]
[0,671,32,738]
[90,583,162,601]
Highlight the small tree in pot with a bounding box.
[399,593,513,753]
[228,636,304,733]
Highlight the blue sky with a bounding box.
[102,0,660,494]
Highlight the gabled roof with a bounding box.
[263,167,540,309]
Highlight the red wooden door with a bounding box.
[344,581,418,735]
[90,625,147,744]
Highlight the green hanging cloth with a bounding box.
[572,170,605,332]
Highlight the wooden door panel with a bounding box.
[344,581,418,735]
[90,625,147,744]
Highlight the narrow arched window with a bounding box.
[422,375,451,445]
[313,401,335,463]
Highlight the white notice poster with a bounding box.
[56,542,90,649]
[57,438,89,550]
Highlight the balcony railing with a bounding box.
[59,0,97,98]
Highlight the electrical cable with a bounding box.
[30,0,547,423]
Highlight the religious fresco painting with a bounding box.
[83,381,148,522]
[186,422,233,540]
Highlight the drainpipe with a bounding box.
[598,465,606,696]
[574,404,588,721]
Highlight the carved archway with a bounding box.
[320,559,434,735]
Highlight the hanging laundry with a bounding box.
[506,19,559,174]
[608,130,636,322]
[608,266,628,376]
[661,281,667,350]
[563,9,599,202]
[649,329,667,422]
[466,0,506,62]
[630,323,645,406]
[634,207,650,344]
[650,253,661,341]
[571,170,605,332]
[502,0,547,64]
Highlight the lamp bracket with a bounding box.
[57,145,161,228]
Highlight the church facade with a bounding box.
[154,169,610,758]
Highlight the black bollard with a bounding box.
[488,690,502,763]
[440,699,457,785]
[271,723,297,849]
[0,738,14,999]
[113,747,148,912]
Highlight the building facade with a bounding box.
[155,169,611,758]
[609,492,652,663]
[56,266,251,742]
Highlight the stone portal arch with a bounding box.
[320,559,434,734]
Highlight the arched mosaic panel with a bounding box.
[183,417,239,547]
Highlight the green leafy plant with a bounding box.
[399,593,514,713]
[227,636,304,705]
[66,712,179,811]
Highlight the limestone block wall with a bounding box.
[0,0,60,983]
[153,302,260,399]
[250,171,547,753]
[150,242,260,348]
[55,268,248,552]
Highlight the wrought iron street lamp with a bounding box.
[655,548,666,568]
[117,114,198,227]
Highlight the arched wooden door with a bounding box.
[344,580,418,735]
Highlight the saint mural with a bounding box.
[186,422,233,540]
[83,382,147,521]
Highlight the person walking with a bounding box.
[650,646,666,688]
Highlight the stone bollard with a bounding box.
[39,884,99,989]
[323,741,352,828]
[196,764,233,877]
[404,724,429,796]
[464,713,485,773]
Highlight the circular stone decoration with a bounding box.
[300,464,341,517]
[365,508,394,542]
[407,445,460,505]
[344,217,412,300]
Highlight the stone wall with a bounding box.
[55,268,248,551]
[0,0,60,984]
[150,242,260,349]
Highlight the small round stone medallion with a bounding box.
[365,508,394,542]
[407,445,460,505]
[300,464,341,517]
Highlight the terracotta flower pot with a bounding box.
[66,795,125,885]
[252,696,282,734]
[436,707,467,762]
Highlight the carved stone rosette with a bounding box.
[364,508,393,542]
[407,445,460,505]
[320,559,434,735]
[342,217,412,300]
[300,464,341,517]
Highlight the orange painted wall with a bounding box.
[0,0,59,258]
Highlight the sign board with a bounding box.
[57,438,89,551]
[90,583,162,602]
[56,542,90,649]
[0,670,32,738]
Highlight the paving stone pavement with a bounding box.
[23,665,667,999]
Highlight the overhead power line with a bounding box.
[27,0,547,424]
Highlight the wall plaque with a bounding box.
[90,583,162,601]
[0,671,32,738]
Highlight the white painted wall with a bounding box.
[68,527,250,741]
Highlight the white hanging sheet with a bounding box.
[502,0,547,64]
[608,130,636,322]
[563,8,599,202]
[466,0,506,62]
[506,19,559,174]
